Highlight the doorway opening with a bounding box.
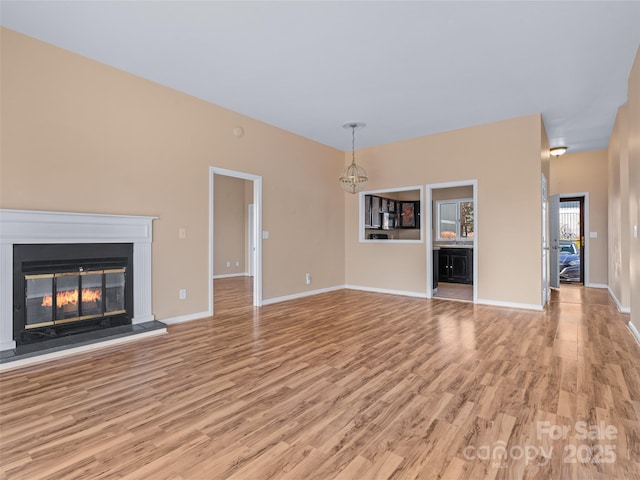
[550,192,588,290]
[558,196,585,284]
[209,167,262,316]
[426,180,478,303]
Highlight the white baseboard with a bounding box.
[162,310,211,325]
[166,284,622,324]
[607,287,631,313]
[262,285,345,305]
[213,273,249,279]
[344,284,427,299]
[302,284,543,309]
[628,322,640,346]
[586,283,608,289]
[0,328,167,372]
[476,298,544,311]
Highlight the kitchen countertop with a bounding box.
[434,244,474,249]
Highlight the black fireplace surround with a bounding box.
[13,243,134,345]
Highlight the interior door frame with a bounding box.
[248,204,255,277]
[425,179,478,302]
[209,167,263,315]
[542,174,550,304]
[550,193,560,290]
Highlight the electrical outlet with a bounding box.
[235,261,240,267]
[226,261,231,268]
[178,227,187,239]
[305,273,311,285]
[179,289,187,300]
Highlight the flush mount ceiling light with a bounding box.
[549,146,568,157]
[339,122,368,194]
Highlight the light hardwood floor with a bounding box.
[1,278,639,479]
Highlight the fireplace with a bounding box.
[13,243,134,345]
[1,209,157,353]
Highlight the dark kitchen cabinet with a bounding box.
[399,201,419,228]
[364,195,418,231]
[433,249,439,290]
[438,248,473,284]
[364,194,400,231]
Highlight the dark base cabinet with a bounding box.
[438,248,473,284]
[432,249,439,290]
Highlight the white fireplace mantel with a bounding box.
[0,209,157,351]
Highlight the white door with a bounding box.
[550,194,560,289]
[542,175,550,304]
[248,204,255,277]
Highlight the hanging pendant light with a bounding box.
[339,122,368,194]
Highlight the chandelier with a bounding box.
[339,122,368,194]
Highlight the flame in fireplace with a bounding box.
[41,288,102,308]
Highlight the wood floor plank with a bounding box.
[1,278,639,479]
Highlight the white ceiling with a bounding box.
[2,1,639,152]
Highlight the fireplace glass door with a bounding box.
[56,274,80,322]
[104,270,126,315]
[80,272,103,319]
[24,268,126,329]
[25,275,55,328]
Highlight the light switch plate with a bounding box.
[589,232,597,238]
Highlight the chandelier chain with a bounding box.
[351,126,356,165]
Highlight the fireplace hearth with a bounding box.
[14,243,134,345]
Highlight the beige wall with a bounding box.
[7,27,618,318]
[345,114,546,307]
[628,47,640,332]
[550,150,609,286]
[608,106,630,309]
[214,175,250,276]
[608,45,640,336]
[541,118,550,189]
[0,28,346,320]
